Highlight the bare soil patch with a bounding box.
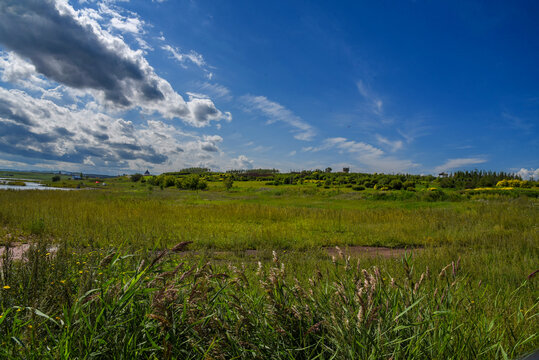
[0,243,58,263]
[325,246,421,258]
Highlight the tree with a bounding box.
[51,175,61,182]
[130,173,143,182]
[325,167,332,173]
[223,177,234,191]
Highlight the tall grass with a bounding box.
[0,244,537,359]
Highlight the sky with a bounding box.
[0,0,537,178]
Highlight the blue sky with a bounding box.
[0,0,537,177]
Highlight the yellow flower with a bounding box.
[2,286,10,290]
[55,316,60,320]
[76,262,80,265]
[16,308,21,312]
[79,271,83,274]
[27,325,32,329]
[98,272,103,276]
[60,280,66,284]
[46,252,51,256]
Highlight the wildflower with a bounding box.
[16,308,21,312]
[2,286,10,290]
[98,272,103,276]
[76,262,80,265]
[79,271,83,274]
[60,280,66,284]
[46,252,51,256]
[55,316,60,320]
[0,315,2,319]
[27,325,32,329]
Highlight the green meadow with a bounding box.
[0,174,537,359]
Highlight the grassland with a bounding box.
[0,175,537,359]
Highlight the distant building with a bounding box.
[342,167,350,173]
[144,170,151,176]
[438,172,449,178]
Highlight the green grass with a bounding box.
[0,245,537,359]
[0,188,536,251]
[0,179,537,358]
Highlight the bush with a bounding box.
[402,180,415,189]
[51,175,61,182]
[389,179,403,190]
[352,185,366,191]
[176,175,208,190]
[421,188,448,201]
[438,177,455,188]
[130,173,143,182]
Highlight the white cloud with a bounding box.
[162,44,206,69]
[304,137,417,173]
[516,168,539,180]
[241,95,316,141]
[357,80,383,115]
[502,112,533,132]
[433,158,487,173]
[229,155,253,169]
[376,134,403,152]
[0,51,50,91]
[197,82,233,101]
[0,87,232,173]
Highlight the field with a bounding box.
[0,174,537,359]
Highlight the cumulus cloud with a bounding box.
[433,158,487,173]
[516,168,539,180]
[230,155,253,169]
[0,0,228,127]
[0,87,229,172]
[241,95,316,141]
[0,51,50,90]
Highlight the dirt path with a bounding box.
[0,243,419,263]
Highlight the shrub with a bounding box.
[130,173,143,182]
[438,177,455,188]
[402,180,415,189]
[421,188,447,201]
[389,179,403,190]
[352,185,365,191]
[176,175,208,190]
[51,175,61,182]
